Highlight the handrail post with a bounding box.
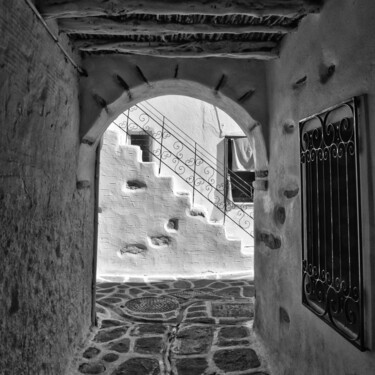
[192,142,197,205]
[159,116,165,174]
[126,109,130,143]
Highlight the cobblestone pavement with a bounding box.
[71,279,270,375]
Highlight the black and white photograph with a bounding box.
[1,0,375,374]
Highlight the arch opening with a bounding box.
[97,95,259,280]
[78,79,268,186]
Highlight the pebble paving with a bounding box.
[70,279,270,375]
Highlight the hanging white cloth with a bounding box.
[231,138,254,172]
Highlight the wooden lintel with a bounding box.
[39,0,322,19]
[76,40,279,59]
[58,17,293,35]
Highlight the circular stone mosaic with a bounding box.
[125,296,179,314]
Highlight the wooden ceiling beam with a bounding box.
[39,0,322,19]
[58,17,293,35]
[76,40,279,59]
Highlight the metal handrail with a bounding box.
[138,101,253,185]
[134,102,255,200]
[139,101,222,169]
[113,109,254,237]
[129,105,254,204]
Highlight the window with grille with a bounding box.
[300,98,364,349]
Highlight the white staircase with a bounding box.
[98,130,253,280]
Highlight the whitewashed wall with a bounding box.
[111,96,253,247]
[98,96,254,279]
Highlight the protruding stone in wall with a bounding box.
[215,74,227,94]
[253,170,268,191]
[258,232,281,250]
[135,65,150,85]
[252,180,268,191]
[292,75,307,89]
[150,236,171,246]
[81,138,94,146]
[92,92,108,111]
[319,63,336,84]
[77,180,90,189]
[126,180,146,190]
[279,306,290,324]
[255,170,268,179]
[283,120,296,134]
[189,208,206,218]
[166,218,179,231]
[114,74,132,99]
[284,187,299,199]
[237,89,256,103]
[274,205,286,225]
[120,244,147,255]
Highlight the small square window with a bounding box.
[129,133,152,162]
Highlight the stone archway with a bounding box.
[77,79,268,187]
[76,77,270,322]
[97,94,257,279]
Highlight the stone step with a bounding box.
[120,144,243,244]
[98,131,251,279]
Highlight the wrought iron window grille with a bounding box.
[113,102,254,237]
[300,97,365,350]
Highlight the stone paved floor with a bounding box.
[71,279,270,375]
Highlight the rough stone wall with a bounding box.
[255,0,375,373]
[0,1,94,373]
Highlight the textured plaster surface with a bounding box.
[108,96,254,249]
[98,130,253,279]
[0,1,95,373]
[255,0,375,373]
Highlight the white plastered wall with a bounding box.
[97,123,253,280]
[110,96,254,247]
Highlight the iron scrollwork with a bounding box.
[300,98,364,349]
[114,103,254,237]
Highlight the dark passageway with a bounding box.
[2,1,375,374]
